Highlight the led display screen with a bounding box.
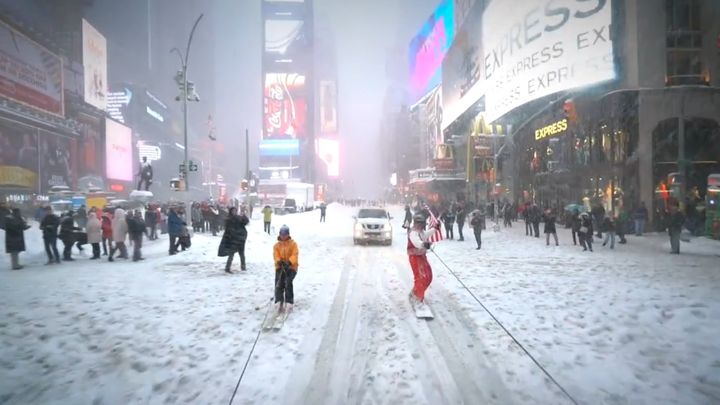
[265,20,305,54]
[263,73,307,139]
[408,0,455,105]
[105,119,133,182]
[317,138,339,178]
[259,139,300,157]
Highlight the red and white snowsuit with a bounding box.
[407,226,436,302]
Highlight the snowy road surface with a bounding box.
[1,203,719,404]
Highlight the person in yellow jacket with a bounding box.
[262,205,273,234]
[273,224,299,312]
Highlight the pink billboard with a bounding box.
[105,118,133,182]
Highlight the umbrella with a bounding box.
[564,203,587,213]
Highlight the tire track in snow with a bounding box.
[298,250,362,404]
[388,250,514,404]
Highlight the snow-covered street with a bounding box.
[1,203,719,404]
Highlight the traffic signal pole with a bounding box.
[245,128,250,204]
[171,14,203,196]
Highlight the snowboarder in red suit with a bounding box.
[407,213,438,304]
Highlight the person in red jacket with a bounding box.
[101,209,113,256]
[407,213,438,309]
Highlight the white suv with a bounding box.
[353,208,393,246]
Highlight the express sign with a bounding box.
[535,118,568,141]
[482,0,615,122]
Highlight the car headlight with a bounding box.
[354,223,363,232]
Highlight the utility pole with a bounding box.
[172,13,203,195]
[245,129,250,203]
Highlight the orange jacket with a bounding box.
[273,237,299,271]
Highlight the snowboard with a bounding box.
[409,295,434,319]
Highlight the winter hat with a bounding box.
[279,225,290,236]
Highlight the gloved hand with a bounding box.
[435,222,442,230]
[423,241,431,249]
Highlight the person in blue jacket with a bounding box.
[167,206,185,255]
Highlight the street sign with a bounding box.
[179,161,199,173]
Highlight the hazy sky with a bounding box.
[308,0,438,197]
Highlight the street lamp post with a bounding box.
[171,13,204,194]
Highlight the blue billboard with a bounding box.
[408,0,455,105]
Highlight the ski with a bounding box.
[272,307,291,330]
[263,310,281,331]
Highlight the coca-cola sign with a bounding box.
[263,73,307,139]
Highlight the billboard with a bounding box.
[263,73,307,139]
[76,112,105,191]
[319,80,337,134]
[0,119,38,190]
[106,87,132,123]
[482,0,615,122]
[408,0,455,105]
[317,138,339,178]
[82,19,107,111]
[259,139,300,157]
[0,19,64,116]
[105,119,133,182]
[265,19,306,54]
[38,130,74,193]
[442,0,484,129]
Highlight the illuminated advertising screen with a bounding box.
[408,0,455,105]
[319,80,338,134]
[263,73,307,139]
[265,20,306,54]
[482,0,615,122]
[105,119,133,182]
[317,138,340,178]
[259,139,300,157]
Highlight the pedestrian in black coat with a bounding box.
[440,208,455,239]
[402,205,412,229]
[543,209,559,246]
[219,207,250,273]
[145,208,158,240]
[530,204,541,237]
[4,208,30,270]
[578,213,594,252]
[571,209,581,245]
[59,212,80,261]
[40,207,61,264]
[470,210,484,249]
[127,210,148,261]
[455,203,466,241]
